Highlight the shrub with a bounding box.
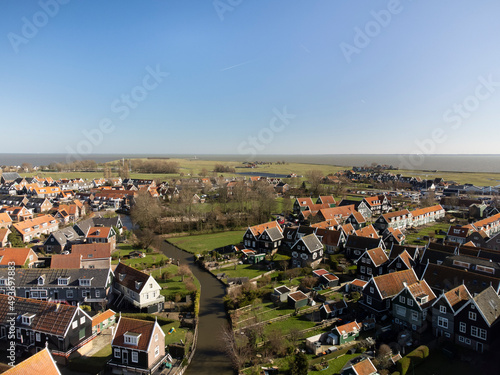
[397,357,410,375]
[79,304,91,312]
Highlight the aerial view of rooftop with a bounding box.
[1,1,500,375]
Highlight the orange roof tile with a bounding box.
[2,348,61,375]
[0,247,37,266]
[92,309,116,326]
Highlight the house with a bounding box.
[338,199,372,219]
[50,254,83,269]
[287,290,309,309]
[318,205,356,223]
[315,229,345,254]
[446,226,473,245]
[0,268,113,308]
[386,250,415,273]
[421,263,500,296]
[356,247,389,281]
[86,226,116,250]
[0,172,21,184]
[320,299,348,320]
[2,347,61,375]
[363,195,391,216]
[92,309,116,335]
[113,263,165,313]
[348,279,367,294]
[25,197,53,213]
[345,212,367,230]
[373,210,412,233]
[341,358,378,375]
[0,295,93,357]
[43,227,83,254]
[328,321,361,345]
[453,286,500,352]
[0,247,38,268]
[316,195,337,206]
[0,228,10,247]
[410,205,445,227]
[290,233,324,268]
[293,197,316,214]
[243,221,283,255]
[0,212,12,229]
[108,316,167,374]
[355,225,379,239]
[0,206,33,221]
[382,227,405,246]
[344,235,385,260]
[443,254,500,278]
[13,215,59,242]
[72,243,113,269]
[391,280,436,332]
[93,215,124,234]
[361,269,419,313]
[431,285,472,340]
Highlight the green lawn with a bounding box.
[262,314,317,338]
[309,353,360,375]
[162,321,189,346]
[405,222,451,245]
[167,230,245,254]
[218,264,275,281]
[68,344,112,374]
[112,244,169,269]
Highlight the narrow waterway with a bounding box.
[160,241,234,375]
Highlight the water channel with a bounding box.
[160,241,233,375]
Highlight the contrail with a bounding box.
[220,59,256,72]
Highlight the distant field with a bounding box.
[18,157,500,186]
[167,230,246,254]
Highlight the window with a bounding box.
[16,329,21,339]
[458,335,465,343]
[360,266,366,274]
[79,279,91,286]
[399,296,406,304]
[366,296,372,305]
[36,333,41,342]
[80,317,85,325]
[58,277,69,285]
[67,290,74,298]
[411,311,419,321]
[438,316,448,328]
[154,346,160,357]
[396,305,406,317]
[72,321,78,329]
[131,352,138,363]
[155,333,158,342]
[465,338,471,345]
[407,299,413,307]
[369,287,374,294]
[439,305,446,314]
[366,267,372,275]
[95,290,100,298]
[469,312,477,321]
[114,348,120,358]
[459,322,466,333]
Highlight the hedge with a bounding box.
[397,345,429,375]
[120,313,173,325]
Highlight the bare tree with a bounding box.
[306,170,324,196]
[220,322,249,371]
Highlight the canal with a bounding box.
[160,241,233,375]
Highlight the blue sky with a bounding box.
[1,0,500,157]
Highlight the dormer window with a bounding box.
[124,332,141,346]
[38,276,45,286]
[135,281,143,290]
[119,273,126,282]
[79,278,92,286]
[416,295,428,304]
[58,277,70,286]
[22,313,35,326]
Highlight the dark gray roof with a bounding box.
[74,218,94,236]
[275,286,291,294]
[295,233,323,253]
[266,226,284,241]
[0,172,21,182]
[0,268,112,288]
[345,235,382,250]
[44,227,83,247]
[473,286,500,326]
[93,216,122,228]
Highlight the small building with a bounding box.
[273,285,291,303]
[348,279,367,294]
[92,309,116,335]
[328,321,361,345]
[287,290,309,309]
[319,273,339,288]
[341,358,378,375]
[320,299,348,320]
[2,347,61,375]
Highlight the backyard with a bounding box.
[167,230,245,254]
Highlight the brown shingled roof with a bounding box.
[112,317,156,351]
[373,269,418,299]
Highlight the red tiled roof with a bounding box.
[356,225,379,239]
[92,309,116,326]
[0,247,37,266]
[366,247,389,267]
[87,227,112,239]
[0,212,12,225]
[50,254,82,269]
[351,358,377,375]
[2,348,61,375]
[382,209,411,221]
[112,317,157,351]
[248,221,282,237]
[335,320,360,335]
[373,269,418,299]
[72,243,112,258]
[351,279,368,288]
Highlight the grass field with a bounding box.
[112,244,169,269]
[20,157,500,186]
[68,344,112,374]
[309,353,360,375]
[218,264,275,281]
[166,230,245,254]
[162,321,189,346]
[405,222,451,244]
